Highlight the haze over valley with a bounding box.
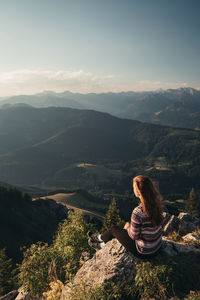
[1,87,200,130]
[1,1,200,298]
[0,104,199,201]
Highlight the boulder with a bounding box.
[182,233,200,242]
[163,212,200,236]
[62,237,200,298]
[178,221,196,235]
[74,239,137,286]
[62,239,137,298]
[162,237,200,256]
[178,212,200,226]
[163,215,180,235]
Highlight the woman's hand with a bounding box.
[123,222,130,230]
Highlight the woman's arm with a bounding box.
[127,212,141,240]
[123,222,130,230]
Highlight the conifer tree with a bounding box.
[0,248,15,296]
[185,188,199,217]
[102,198,122,232]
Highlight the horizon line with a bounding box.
[1,86,200,99]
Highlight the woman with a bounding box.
[88,175,163,258]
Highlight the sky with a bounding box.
[0,0,200,96]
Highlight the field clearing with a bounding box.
[55,162,122,180]
[37,192,104,219]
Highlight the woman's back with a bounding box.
[127,205,162,255]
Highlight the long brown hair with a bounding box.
[133,175,163,226]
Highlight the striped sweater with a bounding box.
[127,205,162,255]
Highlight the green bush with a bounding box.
[167,231,183,242]
[18,211,94,298]
[18,211,200,299]
[0,248,17,296]
[63,281,133,300]
[133,252,200,299]
[18,243,52,298]
[101,198,122,232]
[135,260,171,299]
[185,188,199,217]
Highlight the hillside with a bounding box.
[38,190,106,218]
[1,87,200,129]
[3,211,200,299]
[0,186,68,262]
[0,106,199,199]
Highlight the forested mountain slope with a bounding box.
[1,87,200,129]
[0,106,199,198]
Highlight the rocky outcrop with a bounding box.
[62,237,200,298]
[62,239,137,298]
[163,212,200,236]
[178,212,200,225]
[75,239,137,287]
[162,237,200,256]
[182,232,200,242]
[2,212,199,299]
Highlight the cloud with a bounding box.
[0,69,198,97]
[0,69,103,96]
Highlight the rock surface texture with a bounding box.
[162,237,200,256]
[163,212,200,236]
[2,212,200,299]
[75,239,137,287]
[62,236,200,298]
[62,239,137,298]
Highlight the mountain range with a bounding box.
[0,105,199,199]
[1,87,200,129]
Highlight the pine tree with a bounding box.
[185,188,199,217]
[0,248,15,296]
[102,198,122,232]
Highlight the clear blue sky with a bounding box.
[0,0,200,96]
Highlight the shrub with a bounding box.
[43,280,64,300]
[185,188,199,217]
[162,252,200,297]
[134,251,200,299]
[62,281,132,300]
[167,231,183,242]
[135,260,171,299]
[53,211,93,280]
[101,198,122,232]
[0,248,16,296]
[18,243,53,298]
[18,211,94,298]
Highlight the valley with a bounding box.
[1,87,200,129]
[0,105,199,200]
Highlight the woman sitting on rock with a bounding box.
[88,175,163,258]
